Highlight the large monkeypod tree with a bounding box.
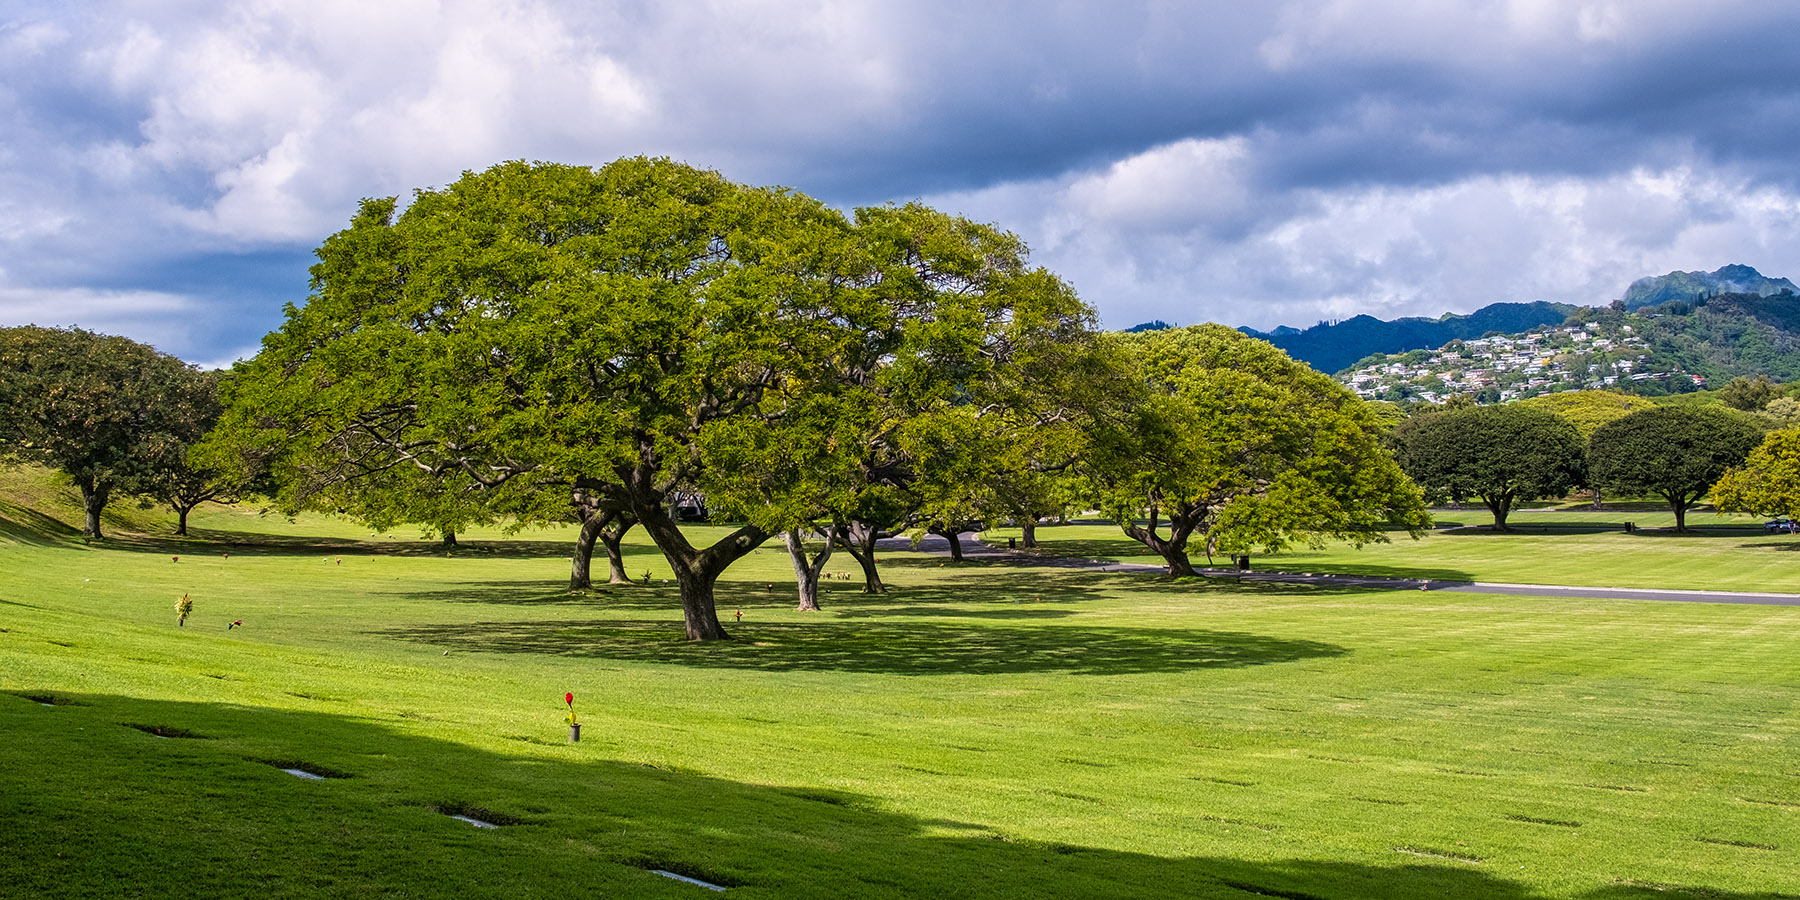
[1397,403,1585,531]
[1588,405,1765,532]
[209,158,1090,640]
[1081,324,1429,576]
[696,203,1094,612]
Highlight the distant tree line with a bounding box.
[1393,396,1771,532]
[0,326,248,538]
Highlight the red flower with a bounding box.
[565,692,574,707]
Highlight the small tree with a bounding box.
[1588,406,1764,532]
[1398,404,1584,531]
[1712,427,1800,521]
[139,369,256,536]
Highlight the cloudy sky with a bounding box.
[7,1,1800,365]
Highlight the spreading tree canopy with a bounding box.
[1587,406,1764,532]
[0,326,212,539]
[1397,404,1584,531]
[1081,325,1429,576]
[207,158,1090,640]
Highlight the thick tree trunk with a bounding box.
[570,513,605,589]
[1670,493,1690,533]
[442,530,458,547]
[1162,543,1199,577]
[635,501,766,641]
[1021,520,1038,549]
[78,480,108,540]
[930,525,964,561]
[784,528,834,611]
[673,566,730,641]
[174,504,194,537]
[600,525,630,584]
[837,521,888,594]
[1483,493,1514,532]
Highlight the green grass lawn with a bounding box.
[990,507,1800,593]
[3,473,1798,898]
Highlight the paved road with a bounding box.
[883,532,1800,607]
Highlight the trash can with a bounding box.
[1008,537,1016,550]
[1623,521,1635,533]
[1234,554,1251,571]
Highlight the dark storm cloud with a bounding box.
[9,1,1800,357]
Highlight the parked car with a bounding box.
[1764,518,1797,533]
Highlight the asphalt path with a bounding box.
[883,532,1800,608]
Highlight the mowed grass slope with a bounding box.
[2,472,1797,899]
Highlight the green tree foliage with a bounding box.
[208,158,1090,640]
[1397,404,1584,531]
[1714,427,1800,519]
[1717,374,1782,411]
[1518,390,1656,440]
[1587,406,1765,532]
[1759,396,1800,428]
[138,369,265,536]
[0,326,211,539]
[1517,390,1657,509]
[1081,325,1429,576]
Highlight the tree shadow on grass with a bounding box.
[370,617,1350,676]
[1736,540,1800,552]
[5,692,1789,900]
[395,567,1399,620]
[1239,563,1477,583]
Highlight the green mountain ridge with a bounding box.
[1619,263,1798,310]
[1236,302,1576,374]
[1207,264,1800,378]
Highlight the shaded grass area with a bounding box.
[374,617,1348,675]
[994,514,1800,592]
[19,695,1794,900]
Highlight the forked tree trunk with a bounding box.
[1669,492,1693,533]
[636,502,766,641]
[837,521,888,594]
[1482,492,1515,532]
[1118,503,1200,577]
[569,509,637,588]
[174,503,196,537]
[785,528,834,611]
[1021,520,1038,549]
